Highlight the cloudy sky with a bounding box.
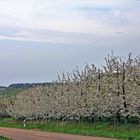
[0,0,140,86]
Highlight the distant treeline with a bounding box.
[8,83,53,89]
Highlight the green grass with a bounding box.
[0,118,140,140]
[0,136,11,140]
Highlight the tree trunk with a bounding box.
[116,112,121,123]
[122,62,128,124]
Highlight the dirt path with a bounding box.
[0,127,117,140]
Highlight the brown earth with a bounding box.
[0,127,117,140]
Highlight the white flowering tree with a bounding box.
[6,52,140,124]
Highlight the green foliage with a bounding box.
[0,136,11,140]
[0,88,23,97]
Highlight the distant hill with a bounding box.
[0,86,6,92]
[0,82,53,97]
[8,82,53,89]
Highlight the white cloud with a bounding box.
[0,0,139,42]
[0,29,103,44]
[113,10,121,18]
[0,0,33,21]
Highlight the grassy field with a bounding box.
[0,118,139,140]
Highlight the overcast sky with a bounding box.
[0,0,140,86]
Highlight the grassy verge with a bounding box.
[0,136,11,140]
[0,118,140,140]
